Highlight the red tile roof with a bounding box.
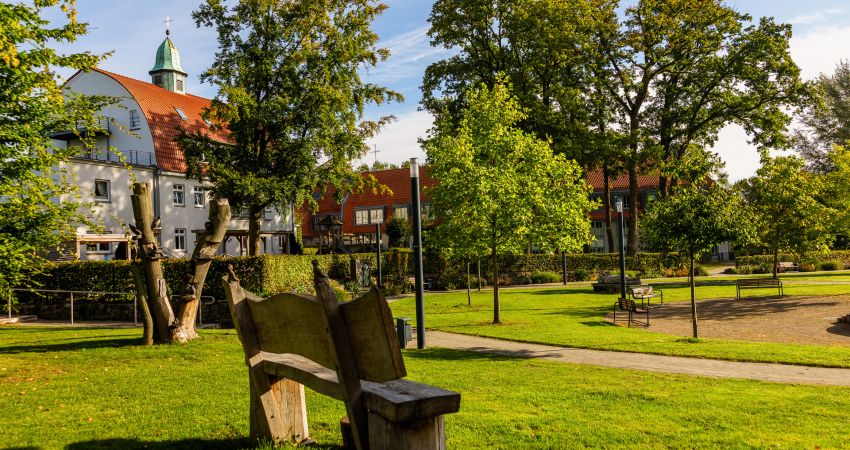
[585,168,661,190]
[93,69,228,173]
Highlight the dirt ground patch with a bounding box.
[618,295,850,346]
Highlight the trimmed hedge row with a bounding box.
[24,251,687,301]
[736,251,850,269]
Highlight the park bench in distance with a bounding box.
[223,261,460,450]
[736,278,784,299]
[629,286,663,307]
[592,274,642,293]
[612,297,649,327]
[776,261,799,273]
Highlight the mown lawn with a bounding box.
[2,327,850,449]
[391,274,850,368]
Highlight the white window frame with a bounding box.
[355,206,385,225]
[354,209,370,225]
[392,205,409,221]
[193,186,205,208]
[94,179,110,202]
[173,184,185,206]
[174,228,186,251]
[174,107,188,121]
[176,79,184,92]
[85,230,111,253]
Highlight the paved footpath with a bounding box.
[422,330,850,387]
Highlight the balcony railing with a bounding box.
[73,149,155,167]
[49,116,111,141]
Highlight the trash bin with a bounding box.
[396,317,412,349]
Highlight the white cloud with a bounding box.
[360,110,433,166]
[363,26,455,85]
[710,125,764,182]
[790,25,850,79]
[786,8,845,25]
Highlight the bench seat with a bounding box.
[262,352,461,423]
[736,278,783,299]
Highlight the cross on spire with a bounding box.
[164,16,173,36]
[372,145,380,162]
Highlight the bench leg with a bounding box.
[368,412,446,450]
[249,374,309,445]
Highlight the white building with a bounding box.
[54,33,296,260]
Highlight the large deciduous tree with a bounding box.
[424,82,594,324]
[738,156,834,278]
[0,1,113,301]
[641,185,751,338]
[590,0,806,254]
[180,0,402,256]
[794,60,850,173]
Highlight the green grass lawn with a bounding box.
[2,327,850,449]
[391,274,850,368]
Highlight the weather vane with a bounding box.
[164,16,173,36]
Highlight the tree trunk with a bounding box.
[466,260,471,306]
[130,182,176,344]
[174,198,232,343]
[248,204,263,256]
[602,166,615,252]
[492,246,500,324]
[477,256,482,292]
[627,165,639,256]
[773,248,779,279]
[690,251,699,339]
[131,265,154,346]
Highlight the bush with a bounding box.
[385,217,411,248]
[799,263,817,272]
[531,271,561,284]
[573,269,590,281]
[818,260,842,271]
[693,265,708,276]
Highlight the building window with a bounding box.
[94,179,110,202]
[614,194,631,210]
[354,207,385,225]
[174,107,188,121]
[264,205,273,221]
[129,110,141,129]
[176,79,184,92]
[392,205,409,220]
[193,186,205,208]
[85,231,111,253]
[174,228,186,251]
[173,184,185,206]
[420,203,434,219]
[153,75,162,86]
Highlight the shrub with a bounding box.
[531,271,561,284]
[572,269,590,281]
[818,260,842,271]
[693,265,708,276]
[799,263,816,272]
[385,217,411,248]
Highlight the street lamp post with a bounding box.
[375,223,382,288]
[615,197,626,301]
[410,158,426,349]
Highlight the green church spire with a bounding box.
[149,21,188,94]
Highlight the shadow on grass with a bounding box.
[65,438,340,450]
[404,347,521,362]
[0,336,141,354]
[651,297,841,321]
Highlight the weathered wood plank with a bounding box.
[340,287,406,382]
[361,379,461,423]
[262,353,344,401]
[367,413,446,450]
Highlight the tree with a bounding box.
[385,217,410,248]
[424,82,593,324]
[817,145,850,246]
[738,156,834,278]
[794,61,850,173]
[642,185,751,338]
[180,0,402,255]
[590,0,806,254]
[0,1,113,301]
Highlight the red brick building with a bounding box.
[300,166,730,259]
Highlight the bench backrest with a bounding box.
[224,262,406,383]
[618,297,637,311]
[630,286,653,296]
[737,278,781,287]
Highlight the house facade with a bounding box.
[54,34,295,260]
[301,166,732,260]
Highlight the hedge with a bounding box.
[735,251,850,269]
[21,251,687,301]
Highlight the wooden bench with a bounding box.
[612,297,649,327]
[629,286,663,307]
[592,275,642,293]
[736,278,783,299]
[223,261,460,449]
[776,261,799,273]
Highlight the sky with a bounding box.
[49,0,850,181]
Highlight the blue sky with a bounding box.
[51,1,850,180]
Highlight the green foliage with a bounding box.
[385,217,411,249]
[817,260,842,271]
[822,145,850,239]
[0,1,115,298]
[573,268,590,281]
[383,249,412,296]
[530,271,561,284]
[738,156,834,274]
[794,61,850,173]
[181,0,401,254]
